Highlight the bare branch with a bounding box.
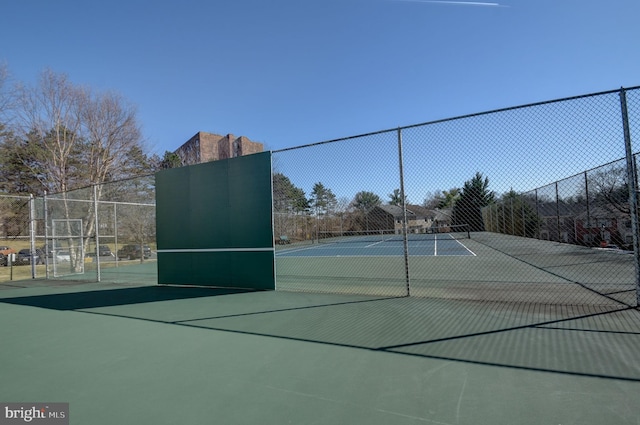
[14,69,84,193]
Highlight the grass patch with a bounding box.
[0,264,46,282]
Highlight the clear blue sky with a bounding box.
[2,0,640,205]
[1,0,638,157]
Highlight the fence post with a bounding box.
[44,192,49,279]
[620,88,640,307]
[535,189,540,239]
[114,203,119,267]
[485,205,496,232]
[522,200,526,237]
[510,197,515,235]
[397,128,410,297]
[29,194,36,279]
[493,204,497,232]
[584,171,590,245]
[94,184,101,282]
[555,182,561,242]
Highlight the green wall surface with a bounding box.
[155,152,274,290]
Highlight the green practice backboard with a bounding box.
[155,152,275,290]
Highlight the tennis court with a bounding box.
[1,279,639,425]
[275,231,639,306]
[276,232,476,258]
[2,87,640,424]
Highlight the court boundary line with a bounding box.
[275,254,475,258]
[276,237,476,257]
[452,237,477,256]
[158,248,274,253]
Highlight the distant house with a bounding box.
[536,202,585,243]
[574,206,632,247]
[175,132,264,165]
[366,205,401,231]
[533,201,633,247]
[431,208,453,231]
[366,204,438,233]
[406,205,436,233]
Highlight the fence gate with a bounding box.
[51,219,84,277]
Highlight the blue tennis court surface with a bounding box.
[276,235,476,257]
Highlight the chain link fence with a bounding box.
[273,86,640,308]
[0,174,156,284]
[0,194,34,281]
[484,156,637,245]
[2,86,639,309]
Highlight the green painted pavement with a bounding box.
[1,281,639,424]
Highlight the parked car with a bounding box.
[15,249,44,265]
[55,250,71,262]
[117,244,151,260]
[96,245,112,257]
[0,246,16,256]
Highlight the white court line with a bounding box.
[365,241,385,248]
[275,236,476,257]
[275,244,337,255]
[428,233,477,257]
[454,238,476,256]
[158,247,273,253]
[277,254,474,258]
[438,233,477,256]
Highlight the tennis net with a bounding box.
[316,224,470,244]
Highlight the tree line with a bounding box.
[273,171,498,239]
[0,65,178,266]
[0,65,178,196]
[0,64,517,236]
[8,65,626,247]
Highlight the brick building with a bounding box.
[175,132,264,165]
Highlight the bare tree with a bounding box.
[81,90,143,184]
[118,203,156,263]
[0,62,14,121]
[12,69,148,269]
[79,90,144,251]
[13,69,146,193]
[588,164,629,214]
[14,69,84,194]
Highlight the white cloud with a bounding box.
[391,0,508,7]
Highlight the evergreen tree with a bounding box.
[351,191,382,231]
[159,151,183,169]
[452,172,495,232]
[388,189,407,206]
[311,182,336,217]
[273,173,308,213]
